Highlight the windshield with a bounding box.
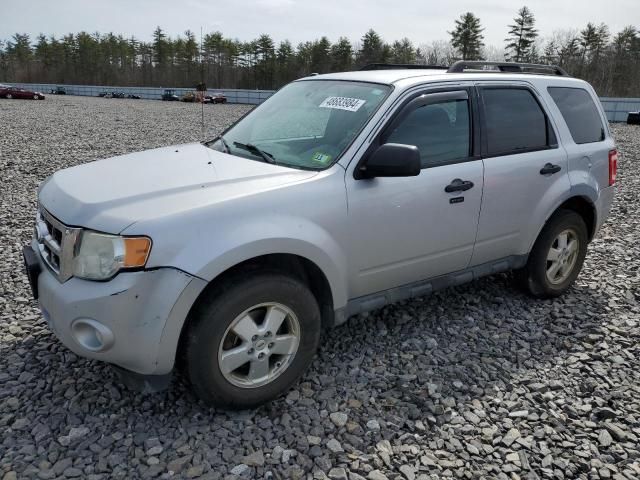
[208,80,391,170]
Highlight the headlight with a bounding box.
[73,231,152,280]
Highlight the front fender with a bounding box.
[195,231,349,310]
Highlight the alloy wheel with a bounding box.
[546,228,579,285]
[217,302,301,388]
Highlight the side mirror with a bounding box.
[356,143,421,179]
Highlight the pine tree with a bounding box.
[310,36,332,73]
[357,29,386,66]
[390,38,416,64]
[449,12,484,60]
[505,6,538,62]
[330,37,353,71]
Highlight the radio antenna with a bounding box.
[200,26,205,142]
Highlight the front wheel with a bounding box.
[185,272,321,408]
[518,210,588,298]
[6,94,12,99]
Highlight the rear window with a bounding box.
[547,87,605,144]
[482,88,552,156]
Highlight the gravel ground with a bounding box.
[1,95,639,480]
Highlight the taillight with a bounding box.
[608,149,618,186]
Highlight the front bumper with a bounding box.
[29,239,207,375]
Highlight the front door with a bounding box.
[346,87,484,298]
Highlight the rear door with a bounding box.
[471,82,570,266]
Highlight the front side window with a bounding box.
[482,88,552,156]
[208,80,391,170]
[385,98,471,167]
[547,87,605,144]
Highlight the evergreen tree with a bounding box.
[330,37,353,71]
[310,37,332,73]
[505,6,538,62]
[357,29,386,66]
[390,38,416,64]
[449,12,484,60]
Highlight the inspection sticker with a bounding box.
[311,152,332,165]
[319,96,366,112]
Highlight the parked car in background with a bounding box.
[50,86,67,95]
[0,85,45,100]
[99,91,126,99]
[181,91,197,102]
[628,111,640,125]
[127,94,141,99]
[205,92,227,104]
[23,61,616,408]
[162,89,179,101]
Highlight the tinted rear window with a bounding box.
[548,87,605,144]
[482,88,549,155]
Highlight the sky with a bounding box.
[1,0,638,48]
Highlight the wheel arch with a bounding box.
[173,252,338,373]
[556,195,597,241]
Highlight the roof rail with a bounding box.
[360,63,449,71]
[447,60,570,77]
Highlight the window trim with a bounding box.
[353,86,481,179]
[477,85,559,159]
[546,86,606,145]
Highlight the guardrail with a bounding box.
[600,97,640,123]
[4,83,640,121]
[3,82,276,105]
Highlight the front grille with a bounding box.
[34,207,80,282]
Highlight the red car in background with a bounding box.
[0,85,45,100]
[205,92,227,104]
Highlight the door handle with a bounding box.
[540,163,561,175]
[445,178,474,193]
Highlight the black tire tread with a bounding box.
[519,209,588,299]
[185,270,321,408]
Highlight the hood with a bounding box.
[40,143,318,233]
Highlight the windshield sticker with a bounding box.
[319,96,366,112]
[311,152,332,165]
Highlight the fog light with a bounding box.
[71,319,114,352]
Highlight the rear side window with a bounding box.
[547,87,605,144]
[481,88,553,156]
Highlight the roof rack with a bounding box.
[447,60,569,77]
[360,63,449,71]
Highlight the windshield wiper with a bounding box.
[219,136,231,153]
[232,141,277,165]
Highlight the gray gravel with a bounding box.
[1,95,640,480]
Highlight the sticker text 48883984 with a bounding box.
[319,96,366,112]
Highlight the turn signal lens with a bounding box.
[124,237,152,267]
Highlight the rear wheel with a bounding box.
[518,210,588,298]
[185,272,321,408]
[6,94,12,99]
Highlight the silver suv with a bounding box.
[23,61,617,407]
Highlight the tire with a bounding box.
[6,94,12,99]
[185,271,321,408]
[518,209,588,298]
[33,94,38,100]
